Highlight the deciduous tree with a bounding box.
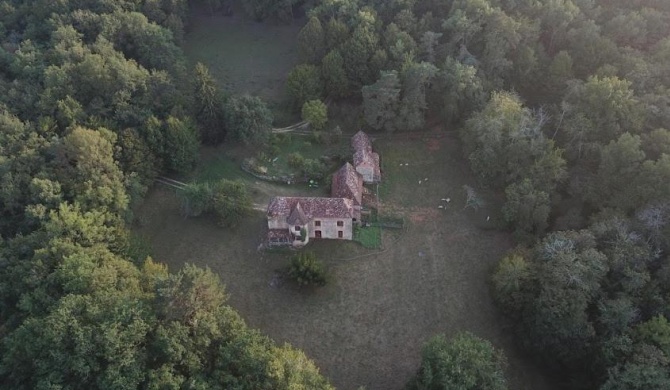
[407,332,508,390]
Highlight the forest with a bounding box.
[1,0,669,389]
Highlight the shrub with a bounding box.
[178,180,251,227]
[303,159,328,179]
[288,152,305,170]
[287,252,328,287]
[302,99,328,130]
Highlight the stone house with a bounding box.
[266,131,379,247]
[352,131,381,183]
[267,197,356,246]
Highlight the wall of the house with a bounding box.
[268,217,288,230]
[268,217,307,241]
[268,216,353,240]
[308,217,353,240]
[356,165,374,183]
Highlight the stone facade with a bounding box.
[265,131,380,247]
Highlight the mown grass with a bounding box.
[264,134,348,177]
[136,135,556,390]
[353,225,382,249]
[183,11,304,125]
[190,152,248,183]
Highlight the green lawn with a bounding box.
[183,10,304,126]
[353,225,382,249]
[136,135,554,390]
[190,150,248,183]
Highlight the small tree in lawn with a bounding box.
[287,252,328,287]
[407,332,508,390]
[210,179,252,227]
[302,99,328,130]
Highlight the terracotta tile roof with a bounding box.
[331,163,363,206]
[354,150,375,167]
[287,201,309,225]
[352,130,372,153]
[267,197,354,220]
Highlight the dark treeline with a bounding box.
[285,0,670,388]
[0,1,332,389]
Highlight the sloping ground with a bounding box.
[135,134,559,390]
[183,10,303,124]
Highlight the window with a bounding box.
[338,231,343,238]
[315,230,322,238]
[337,221,344,227]
[295,226,300,231]
[315,220,321,227]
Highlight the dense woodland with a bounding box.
[1,0,670,389]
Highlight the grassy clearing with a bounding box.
[353,225,382,249]
[136,134,557,390]
[190,150,248,183]
[184,10,303,125]
[264,134,343,175]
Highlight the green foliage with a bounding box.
[164,116,200,174]
[0,2,333,390]
[321,49,350,98]
[397,62,437,131]
[1,292,151,389]
[302,158,329,179]
[57,127,129,215]
[362,71,401,132]
[407,332,508,390]
[342,25,379,87]
[287,252,328,287]
[298,17,326,64]
[440,57,486,124]
[193,62,226,144]
[502,179,551,238]
[491,253,530,314]
[224,95,273,145]
[179,180,251,227]
[353,225,382,249]
[635,316,670,357]
[288,152,305,170]
[210,179,252,227]
[325,18,349,50]
[301,99,328,130]
[286,64,324,110]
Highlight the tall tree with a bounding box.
[298,17,326,64]
[224,95,273,145]
[321,49,350,98]
[362,71,401,132]
[397,62,437,131]
[407,332,508,390]
[286,64,323,109]
[193,62,226,144]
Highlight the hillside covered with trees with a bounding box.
[0,1,331,388]
[1,0,670,389]
[285,0,670,388]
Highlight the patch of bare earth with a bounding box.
[135,134,560,390]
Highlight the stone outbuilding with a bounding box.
[352,131,381,183]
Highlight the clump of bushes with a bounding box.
[286,152,329,179]
[302,99,328,130]
[287,251,328,287]
[178,179,252,227]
